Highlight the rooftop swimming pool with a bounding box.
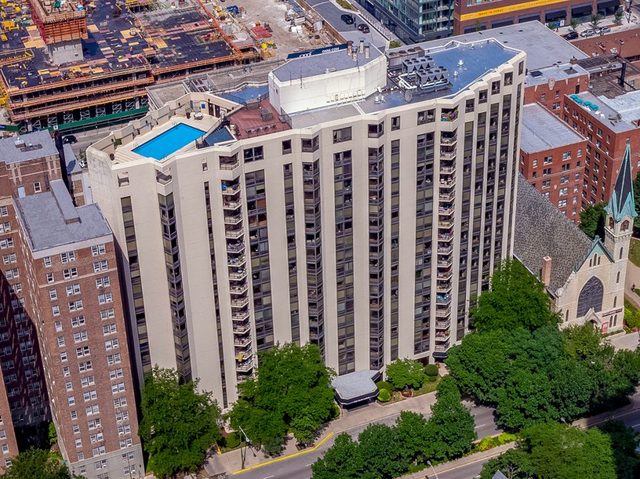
[133,123,205,160]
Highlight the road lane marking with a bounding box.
[231,432,335,475]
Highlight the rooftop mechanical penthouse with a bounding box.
[88,38,526,407]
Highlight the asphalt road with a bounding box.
[234,405,498,479]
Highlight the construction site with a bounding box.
[0,0,335,132]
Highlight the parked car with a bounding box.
[341,14,354,25]
[563,31,578,40]
[599,26,611,34]
[357,23,370,33]
[62,134,77,144]
[580,29,595,37]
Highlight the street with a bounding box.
[232,405,497,479]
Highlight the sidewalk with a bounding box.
[206,390,439,475]
[625,260,640,309]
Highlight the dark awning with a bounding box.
[519,15,541,23]
[331,370,381,406]
[545,10,567,22]
[571,4,593,16]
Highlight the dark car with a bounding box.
[563,31,578,40]
[357,23,370,33]
[341,14,354,25]
[62,135,77,144]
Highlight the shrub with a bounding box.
[225,432,241,449]
[377,389,391,402]
[424,364,439,377]
[376,380,392,391]
[336,0,355,10]
[476,432,518,451]
[389,40,402,49]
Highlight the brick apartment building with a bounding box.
[520,103,588,222]
[0,131,143,478]
[563,91,640,207]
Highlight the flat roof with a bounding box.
[521,104,585,153]
[598,90,640,125]
[525,63,589,88]
[331,370,379,406]
[272,44,384,82]
[412,21,588,71]
[569,92,637,133]
[15,180,111,252]
[0,131,58,164]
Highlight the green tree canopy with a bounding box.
[228,343,336,454]
[471,260,559,332]
[480,449,536,479]
[394,411,430,464]
[385,358,426,390]
[598,421,640,479]
[579,202,606,239]
[0,449,82,479]
[311,433,365,479]
[427,378,477,461]
[139,367,222,478]
[358,424,410,479]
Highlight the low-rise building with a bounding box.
[515,143,635,333]
[520,103,588,222]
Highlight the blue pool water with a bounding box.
[133,123,205,160]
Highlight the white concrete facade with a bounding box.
[88,42,526,407]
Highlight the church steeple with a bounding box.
[605,143,637,223]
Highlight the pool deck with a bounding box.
[117,115,219,164]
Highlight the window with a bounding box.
[68,396,76,406]
[0,206,7,217]
[100,309,115,320]
[60,251,76,263]
[105,339,119,351]
[107,353,121,366]
[98,292,113,305]
[110,368,124,380]
[562,151,571,160]
[281,139,292,155]
[71,316,86,328]
[73,331,88,343]
[103,324,117,336]
[70,410,78,420]
[76,346,90,358]
[417,109,435,124]
[391,116,400,130]
[65,382,73,392]
[243,146,264,162]
[46,273,54,284]
[91,244,106,256]
[60,352,68,362]
[57,337,65,348]
[72,424,80,434]
[81,376,95,388]
[114,397,128,408]
[367,123,384,138]
[95,276,111,288]
[543,168,552,176]
[55,321,63,332]
[5,268,18,279]
[66,284,81,296]
[83,390,98,402]
[2,253,16,264]
[0,238,13,249]
[49,289,58,301]
[63,268,78,279]
[69,300,83,312]
[88,418,101,430]
[558,199,567,207]
[301,136,319,153]
[333,127,352,143]
[74,438,82,449]
[559,187,568,196]
[86,404,100,416]
[79,361,93,372]
[43,256,52,268]
[111,382,126,395]
[93,260,108,272]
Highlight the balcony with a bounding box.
[438,219,453,229]
[437,269,452,281]
[439,191,455,202]
[233,323,251,335]
[439,178,455,188]
[435,344,450,353]
[436,294,450,305]
[440,165,456,174]
[232,310,250,321]
[436,319,451,329]
[438,233,453,242]
[234,335,251,348]
[229,269,247,281]
[230,284,248,295]
[440,136,457,146]
[222,184,241,196]
[223,200,242,210]
[435,306,451,318]
[231,297,249,309]
[228,254,246,266]
[224,215,242,225]
[236,358,254,373]
[437,257,452,268]
[225,229,244,240]
[226,243,245,254]
[436,331,451,342]
[436,282,452,293]
[438,206,454,216]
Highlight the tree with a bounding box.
[495,369,558,431]
[394,411,430,464]
[598,421,640,479]
[471,260,559,332]
[358,424,410,478]
[579,202,606,239]
[139,367,222,478]
[570,17,579,32]
[228,343,336,453]
[385,358,426,390]
[426,378,476,461]
[480,449,536,479]
[47,423,57,447]
[589,13,602,31]
[614,8,624,25]
[548,359,594,420]
[522,422,616,479]
[0,449,82,479]
[311,433,365,479]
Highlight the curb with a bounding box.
[230,432,334,475]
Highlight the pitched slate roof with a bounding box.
[514,175,593,295]
[605,143,637,223]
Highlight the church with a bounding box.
[515,144,636,334]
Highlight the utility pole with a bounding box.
[238,426,251,469]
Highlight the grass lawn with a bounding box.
[629,238,640,267]
[414,376,441,396]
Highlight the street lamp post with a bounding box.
[427,460,439,479]
[238,426,251,469]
